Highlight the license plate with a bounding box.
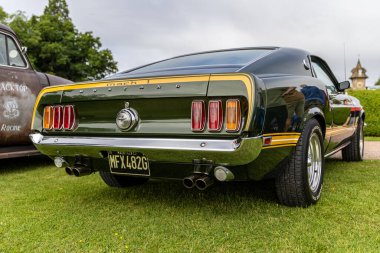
[108,152,150,176]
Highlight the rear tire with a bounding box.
[275,118,324,207]
[99,171,149,187]
[342,118,364,162]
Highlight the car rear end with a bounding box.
[30,48,280,189]
[31,73,266,184]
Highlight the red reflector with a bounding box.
[53,106,63,130]
[208,100,223,131]
[263,136,272,146]
[63,105,75,130]
[191,100,205,131]
[350,107,361,112]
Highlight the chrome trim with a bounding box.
[0,31,29,69]
[324,142,351,158]
[191,100,206,132]
[116,108,139,131]
[31,134,242,151]
[29,133,263,166]
[225,99,241,132]
[208,100,223,132]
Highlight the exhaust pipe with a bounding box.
[195,175,214,190]
[65,167,74,176]
[183,174,202,189]
[72,166,92,177]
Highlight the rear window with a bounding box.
[127,49,272,74]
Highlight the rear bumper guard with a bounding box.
[30,133,262,166]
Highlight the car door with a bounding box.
[311,58,356,152]
[0,32,43,146]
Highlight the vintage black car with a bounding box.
[30,47,364,206]
[0,24,72,159]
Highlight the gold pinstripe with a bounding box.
[31,74,255,131]
[262,132,301,149]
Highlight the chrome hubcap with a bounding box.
[307,132,322,193]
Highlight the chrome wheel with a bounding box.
[359,124,364,158]
[307,132,322,193]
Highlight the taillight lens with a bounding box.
[208,100,223,131]
[53,106,63,130]
[191,101,205,131]
[43,106,54,130]
[63,105,75,130]
[43,105,76,131]
[225,99,241,132]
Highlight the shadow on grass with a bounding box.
[81,176,280,210]
[0,155,52,174]
[76,159,353,209]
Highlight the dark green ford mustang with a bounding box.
[30,47,365,207]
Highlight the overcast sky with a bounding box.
[1,0,379,85]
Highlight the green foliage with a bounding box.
[375,78,380,86]
[348,89,380,136]
[1,158,380,252]
[0,6,8,23]
[2,0,118,81]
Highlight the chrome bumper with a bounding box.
[29,133,262,166]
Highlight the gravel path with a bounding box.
[330,141,380,160]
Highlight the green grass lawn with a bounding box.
[1,157,380,253]
[365,136,380,141]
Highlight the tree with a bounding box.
[3,0,118,81]
[0,6,8,23]
[375,78,380,86]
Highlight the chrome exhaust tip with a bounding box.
[65,167,73,176]
[72,166,92,177]
[183,174,201,189]
[195,176,214,190]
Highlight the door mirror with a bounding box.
[337,81,350,91]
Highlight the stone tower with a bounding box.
[350,59,368,90]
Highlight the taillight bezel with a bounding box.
[63,105,76,130]
[43,105,76,131]
[208,100,223,132]
[53,105,64,130]
[191,100,206,132]
[225,99,241,132]
[43,106,54,130]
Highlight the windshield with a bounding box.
[126,49,272,74]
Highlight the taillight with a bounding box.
[43,105,76,131]
[208,100,223,131]
[53,106,63,130]
[225,99,241,132]
[63,105,75,130]
[43,106,54,130]
[191,101,205,131]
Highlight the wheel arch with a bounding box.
[301,107,326,138]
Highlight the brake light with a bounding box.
[43,106,54,129]
[63,105,75,130]
[43,105,76,131]
[208,100,223,131]
[225,99,241,132]
[191,101,205,131]
[53,106,63,130]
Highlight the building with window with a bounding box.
[349,59,368,90]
